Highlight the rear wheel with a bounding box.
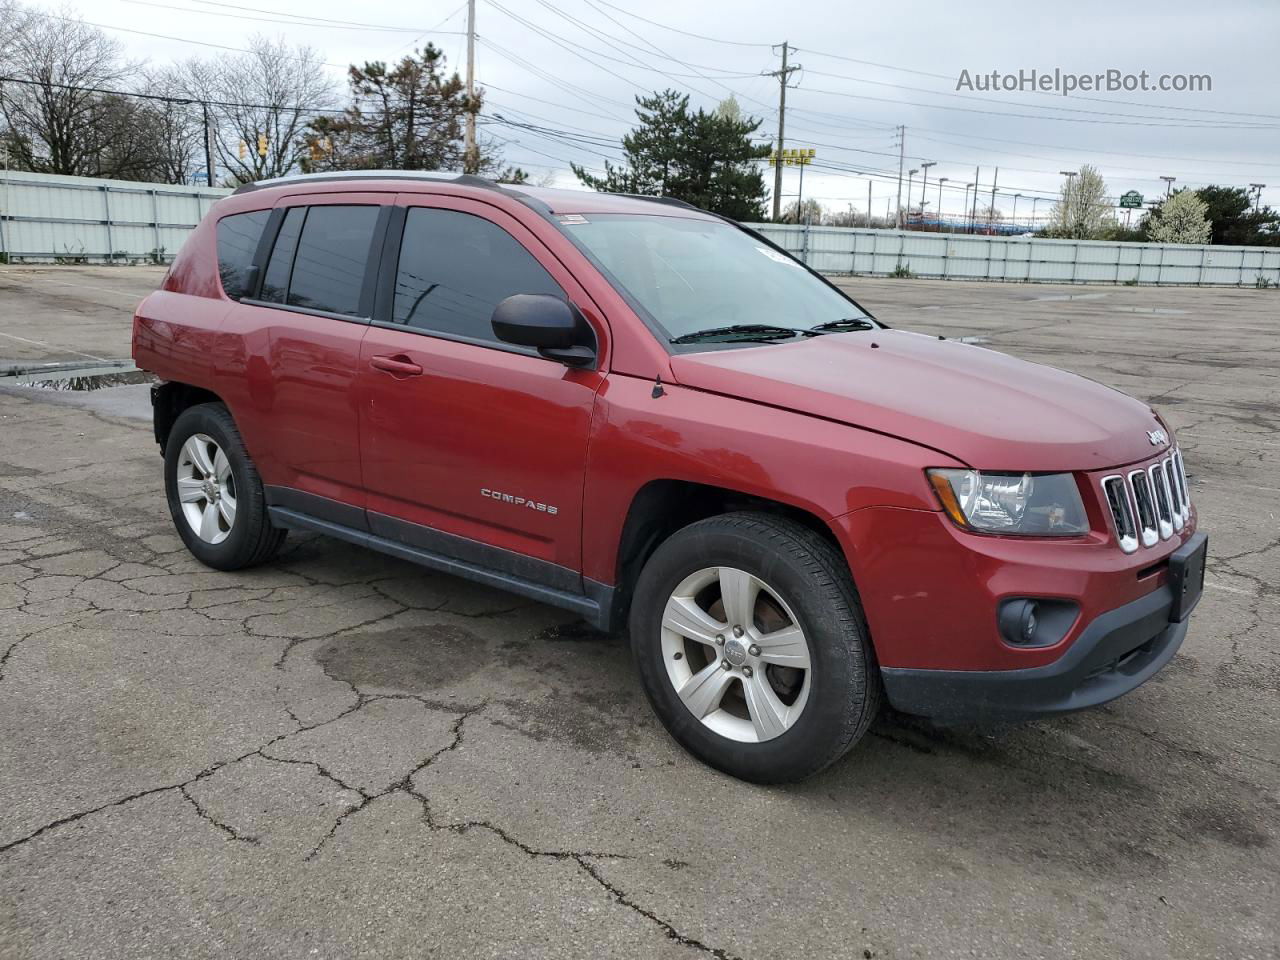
[164,403,286,570]
[629,512,880,783]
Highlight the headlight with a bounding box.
[926,469,1089,536]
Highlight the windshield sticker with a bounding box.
[558,214,589,225]
[755,245,800,266]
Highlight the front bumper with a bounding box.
[880,532,1206,723]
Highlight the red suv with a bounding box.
[133,171,1206,783]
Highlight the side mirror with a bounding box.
[491,294,596,368]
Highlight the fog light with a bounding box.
[1000,598,1039,645]
[996,598,1080,648]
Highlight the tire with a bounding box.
[163,402,286,570]
[629,512,881,784]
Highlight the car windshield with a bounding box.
[561,213,874,345]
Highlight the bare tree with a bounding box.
[0,5,144,176]
[178,36,336,184]
[141,67,204,184]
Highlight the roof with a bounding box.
[230,170,718,219]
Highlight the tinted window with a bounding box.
[288,205,380,316]
[216,210,269,300]
[260,207,304,304]
[393,208,563,341]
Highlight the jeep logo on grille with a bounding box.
[1147,429,1168,446]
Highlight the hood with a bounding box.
[669,329,1168,472]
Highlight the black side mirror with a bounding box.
[491,294,596,368]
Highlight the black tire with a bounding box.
[163,402,286,570]
[629,512,881,784]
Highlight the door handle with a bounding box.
[370,354,424,378]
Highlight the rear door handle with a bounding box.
[369,354,424,378]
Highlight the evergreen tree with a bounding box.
[573,89,771,220]
[306,45,517,179]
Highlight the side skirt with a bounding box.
[267,506,615,630]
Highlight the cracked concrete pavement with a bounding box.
[0,265,1277,959]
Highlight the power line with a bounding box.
[117,0,466,34]
[587,1,773,47]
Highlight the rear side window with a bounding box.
[215,210,269,300]
[393,208,563,342]
[259,207,304,304]
[288,205,380,317]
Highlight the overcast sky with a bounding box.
[27,0,1280,221]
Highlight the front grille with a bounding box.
[1102,449,1191,554]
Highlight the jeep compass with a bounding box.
[132,171,1206,783]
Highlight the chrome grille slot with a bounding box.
[1128,470,1159,547]
[1102,475,1138,553]
[1149,462,1174,539]
[1164,459,1184,530]
[1173,449,1190,509]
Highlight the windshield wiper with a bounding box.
[808,318,875,333]
[669,324,812,344]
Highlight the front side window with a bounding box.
[288,205,380,316]
[215,209,269,300]
[564,214,874,347]
[393,207,564,343]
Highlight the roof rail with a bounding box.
[231,169,499,195]
[617,193,702,212]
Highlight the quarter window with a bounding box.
[393,208,564,343]
[215,209,269,300]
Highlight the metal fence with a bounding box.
[3,170,1279,285]
[0,170,230,263]
[748,223,1280,287]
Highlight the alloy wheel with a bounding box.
[175,433,237,545]
[660,566,812,743]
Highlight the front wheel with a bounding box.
[629,512,881,783]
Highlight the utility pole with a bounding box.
[937,177,947,232]
[962,183,972,232]
[866,179,872,228]
[893,125,905,228]
[1249,183,1266,211]
[763,42,800,221]
[464,0,478,173]
[918,160,935,225]
[201,102,215,187]
[1031,196,1039,227]
[1160,175,1176,198]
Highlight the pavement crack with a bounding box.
[179,784,260,845]
[574,857,743,960]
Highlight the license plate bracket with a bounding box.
[1167,532,1208,622]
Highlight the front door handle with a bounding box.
[370,354,424,378]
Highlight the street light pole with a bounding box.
[906,168,917,227]
[1012,193,1021,229]
[919,160,935,226]
[937,177,947,232]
